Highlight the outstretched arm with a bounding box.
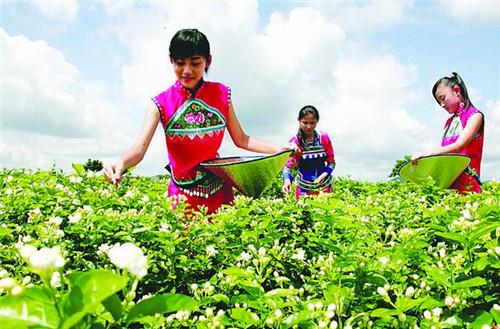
[226,103,285,154]
[412,113,483,162]
[103,103,160,186]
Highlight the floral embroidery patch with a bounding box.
[165,99,226,139]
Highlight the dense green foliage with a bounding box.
[0,168,499,328]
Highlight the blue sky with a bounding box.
[1,0,499,181]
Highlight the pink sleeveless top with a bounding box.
[441,105,484,176]
[441,105,484,193]
[152,80,234,213]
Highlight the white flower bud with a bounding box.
[405,286,415,297]
[0,278,16,289]
[377,287,388,297]
[10,285,25,296]
[423,310,432,319]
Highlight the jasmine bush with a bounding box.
[0,168,498,328]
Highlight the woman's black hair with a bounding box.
[169,29,210,71]
[298,105,319,121]
[432,72,473,109]
[297,105,320,145]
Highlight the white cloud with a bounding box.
[438,0,500,23]
[306,0,413,32]
[317,54,429,180]
[30,0,79,23]
[0,29,138,171]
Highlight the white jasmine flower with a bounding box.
[248,244,256,252]
[57,227,67,236]
[423,310,432,319]
[377,287,388,297]
[19,245,37,261]
[22,235,33,243]
[10,285,25,296]
[107,242,148,278]
[258,247,266,255]
[0,278,16,290]
[405,286,415,297]
[50,272,61,288]
[124,190,135,198]
[379,256,389,265]
[22,276,32,285]
[191,283,198,291]
[291,248,306,261]
[68,212,82,224]
[239,251,251,262]
[274,309,283,318]
[206,245,218,257]
[315,301,323,310]
[27,246,65,272]
[0,269,9,279]
[82,205,93,212]
[432,307,442,317]
[327,303,337,312]
[159,222,170,233]
[49,216,63,226]
[97,243,111,256]
[330,320,338,329]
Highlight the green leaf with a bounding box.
[222,267,254,280]
[371,308,400,318]
[490,305,500,324]
[395,297,425,312]
[229,308,260,327]
[424,266,450,288]
[239,281,264,298]
[469,311,493,329]
[282,310,313,328]
[263,288,295,299]
[126,294,199,324]
[61,270,128,329]
[451,277,487,290]
[434,232,466,246]
[102,293,123,322]
[469,222,500,242]
[419,298,442,310]
[0,227,14,238]
[71,163,84,175]
[0,287,59,329]
[443,315,462,327]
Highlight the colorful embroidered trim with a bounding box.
[296,174,333,191]
[165,98,226,140]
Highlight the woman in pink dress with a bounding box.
[104,29,289,214]
[282,105,336,199]
[412,72,484,193]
